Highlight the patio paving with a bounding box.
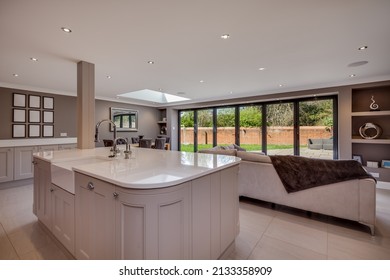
[266,147,334,159]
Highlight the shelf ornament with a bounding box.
[359,122,382,139]
[369,95,380,111]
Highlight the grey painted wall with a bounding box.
[94,99,158,147]
[0,87,77,139]
[0,87,160,142]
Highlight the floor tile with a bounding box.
[1,183,390,260]
[0,223,19,260]
[327,233,390,259]
[248,235,327,260]
[263,215,328,255]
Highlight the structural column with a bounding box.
[77,61,95,149]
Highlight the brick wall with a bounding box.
[180,126,332,145]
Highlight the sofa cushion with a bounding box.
[236,151,271,163]
[227,144,246,151]
[198,148,237,156]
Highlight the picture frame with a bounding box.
[28,110,41,123]
[43,111,54,123]
[43,96,54,109]
[352,154,363,164]
[12,124,26,138]
[13,108,26,122]
[28,95,41,108]
[42,124,54,137]
[13,93,26,108]
[28,124,40,138]
[382,160,390,168]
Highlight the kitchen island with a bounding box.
[33,146,240,260]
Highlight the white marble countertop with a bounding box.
[34,146,240,190]
[0,137,77,148]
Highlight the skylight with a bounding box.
[118,89,190,104]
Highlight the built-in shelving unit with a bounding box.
[157,109,167,137]
[351,86,390,182]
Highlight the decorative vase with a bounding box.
[359,123,382,139]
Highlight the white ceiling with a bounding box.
[1,0,390,107]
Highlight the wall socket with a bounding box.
[60,132,67,137]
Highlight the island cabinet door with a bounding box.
[75,172,116,260]
[33,158,52,229]
[51,184,75,255]
[220,166,239,251]
[115,183,191,260]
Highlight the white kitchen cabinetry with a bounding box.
[0,147,14,183]
[191,167,239,259]
[58,143,77,150]
[33,156,76,255]
[75,172,116,260]
[51,184,75,255]
[14,146,38,180]
[74,165,238,260]
[115,183,190,260]
[33,158,52,228]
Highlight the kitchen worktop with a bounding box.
[34,146,240,190]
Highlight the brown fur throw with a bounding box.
[269,155,375,193]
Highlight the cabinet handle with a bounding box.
[87,182,94,190]
[32,160,37,165]
[50,188,54,192]
[113,192,119,199]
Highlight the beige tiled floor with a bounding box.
[1,184,390,260]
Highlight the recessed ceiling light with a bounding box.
[350,74,356,77]
[147,61,154,64]
[358,46,368,50]
[200,80,204,83]
[106,75,111,79]
[13,73,19,77]
[348,61,368,67]
[258,67,266,71]
[30,57,38,62]
[61,27,72,33]
[221,34,230,39]
[279,84,283,87]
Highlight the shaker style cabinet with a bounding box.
[51,184,75,255]
[74,172,116,260]
[74,165,238,260]
[115,183,190,260]
[33,158,52,228]
[14,146,38,180]
[0,147,14,183]
[33,156,76,255]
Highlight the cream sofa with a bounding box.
[199,147,376,235]
[236,151,376,235]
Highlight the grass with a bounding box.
[179,144,294,152]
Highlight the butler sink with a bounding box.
[51,157,111,194]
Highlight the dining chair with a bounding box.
[131,137,139,144]
[103,139,114,147]
[154,138,166,150]
[158,136,170,144]
[139,138,152,148]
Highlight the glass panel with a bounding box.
[179,110,194,152]
[299,99,334,159]
[266,103,294,155]
[239,105,262,151]
[110,107,138,131]
[216,107,236,146]
[197,109,214,150]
